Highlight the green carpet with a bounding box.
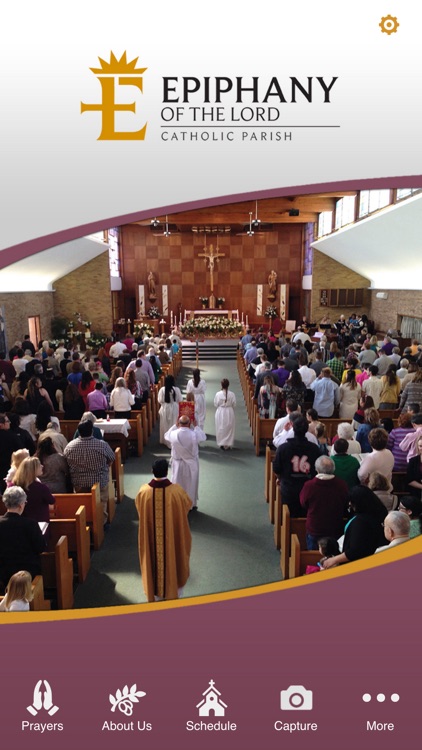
[74,356,281,607]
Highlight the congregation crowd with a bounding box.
[240,313,422,570]
[1,310,422,608]
[0,326,239,607]
[0,329,191,607]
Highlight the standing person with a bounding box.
[186,369,207,430]
[164,416,206,509]
[273,416,320,517]
[258,375,279,419]
[135,458,192,602]
[299,456,349,549]
[339,369,361,419]
[109,377,135,418]
[321,486,387,569]
[35,437,70,494]
[158,375,182,447]
[214,378,236,450]
[13,456,55,524]
[0,414,26,494]
[0,487,46,588]
[87,382,109,419]
[310,367,340,418]
[64,419,115,523]
[379,365,401,410]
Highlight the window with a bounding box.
[335,196,356,229]
[358,189,391,218]
[317,211,333,237]
[396,188,422,201]
[108,227,120,278]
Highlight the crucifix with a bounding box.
[198,242,225,299]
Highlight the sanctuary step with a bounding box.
[182,339,239,361]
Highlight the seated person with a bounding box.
[375,511,410,553]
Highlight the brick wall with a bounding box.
[0,292,54,351]
[311,250,371,324]
[119,224,305,323]
[53,253,112,335]
[369,289,422,333]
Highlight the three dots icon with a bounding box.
[362,693,400,703]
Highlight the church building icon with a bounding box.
[196,679,228,716]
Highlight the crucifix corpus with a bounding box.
[198,243,225,308]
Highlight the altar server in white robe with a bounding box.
[164,416,206,509]
[158,375,182,447]
[214,378,236,450]
[186,369,207,430]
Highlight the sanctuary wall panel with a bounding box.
[119,225,304,323]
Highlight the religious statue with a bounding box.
[268,269,277,301]
[148,271,157,300]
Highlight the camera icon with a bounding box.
[280,685,313,711]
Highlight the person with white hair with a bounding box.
[300,455,349,550]
[0,486,46,586]
[375,510,411,553]
[38,417,68,454]
[330,423,361,456]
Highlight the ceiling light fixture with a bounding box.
[246,212,254,237]
[251,200,261,229]
[150,217,160,228]
[163,215,171,237]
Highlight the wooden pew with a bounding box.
[57,413,144,458]
[112,446,125,504]
[0,576,51,612]
[49,505,90,583]
[280,505,307,580]
[273,483,282,550]
[392,472,407,494]
[107,467,116,523]
[264,445,275,502]
[288,533,321,579]
[41,535,74,609]
[53,484,104,550]
[254,414,277,456]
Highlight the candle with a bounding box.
[246,315,249,326]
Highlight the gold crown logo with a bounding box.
[90,51,147,75]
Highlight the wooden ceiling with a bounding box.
[133,191,357,231]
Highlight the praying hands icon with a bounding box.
[26,679,59,716]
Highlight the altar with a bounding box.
[185,309,240,320]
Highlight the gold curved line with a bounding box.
[2,537,421,624]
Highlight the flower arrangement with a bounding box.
[264,305,277,318]
[216,297,225,305]
[74,311,92,327]
[199,296,209,305]
[147,306,161,319]
[134,323,154,338]
[181,316,243,338]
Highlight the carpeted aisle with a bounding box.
[74,350,281,608]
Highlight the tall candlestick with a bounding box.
[246,315,249,327]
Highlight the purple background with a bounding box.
[2,554,420,750]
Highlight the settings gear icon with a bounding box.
[379,15,399,35]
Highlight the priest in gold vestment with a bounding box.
[135,458,192,602]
